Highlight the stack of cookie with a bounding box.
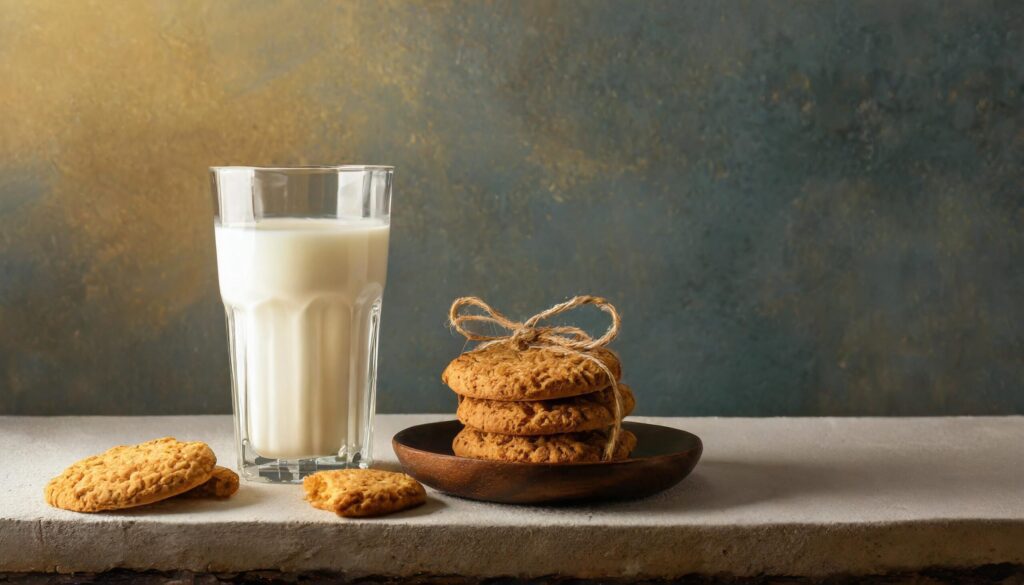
[443,344,637,463]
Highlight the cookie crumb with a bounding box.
[303,469,426,517]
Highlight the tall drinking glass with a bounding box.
[210,165,392,483]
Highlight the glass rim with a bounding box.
[210,164,394,173]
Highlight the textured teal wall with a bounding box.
[1,1,1022,415]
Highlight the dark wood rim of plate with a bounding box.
[392,420,703,505]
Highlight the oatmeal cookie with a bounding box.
[303,469,426,518]
[44,437,216,512]
[452,427,636,463]
[457,384,635,435]
[442,345,622,401]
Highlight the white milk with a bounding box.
[215,218,390,459]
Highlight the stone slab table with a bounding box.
[1,415,1022,580]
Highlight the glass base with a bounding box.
[238,441,372,484]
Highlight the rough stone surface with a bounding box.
[1,415,1022,578]
[4,567,1024,584]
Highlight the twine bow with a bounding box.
[449,295,624,460]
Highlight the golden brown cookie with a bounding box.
[44,437,216,513]
[452,427,637,463]
[442,345,622,401]
[179,466,239,499]
[303,469,427,518]
[457,384,636,435]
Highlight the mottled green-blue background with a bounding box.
[1,1,1021,416]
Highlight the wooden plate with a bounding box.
[392,420,702,505]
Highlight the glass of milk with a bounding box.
[210,165,392,483]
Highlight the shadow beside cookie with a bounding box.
[111,483,261,516]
